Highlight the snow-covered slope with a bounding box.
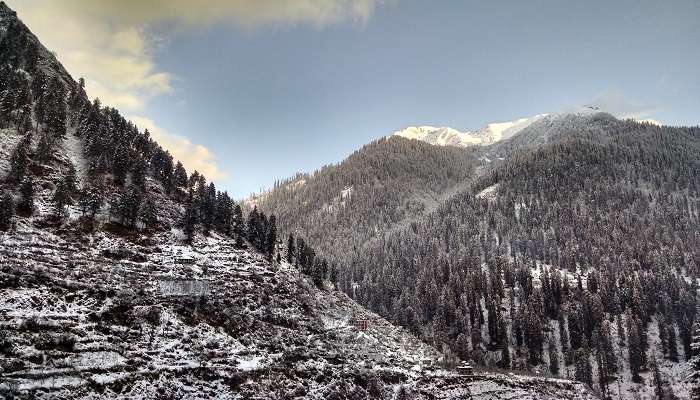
[0,225,599,399]
[393,114,548,148]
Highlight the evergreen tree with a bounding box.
[652,358,665,400]
[182,192,198,244]
[64,164,78,196]
[668,322,679,362]
[286,233,295,263]
[247,207,260,246]
[215,191,233,235]
[173,161,188,193]
[8,136,30,182]
[574,345,593,386]
[116,186,143,227]
[266,215,277,260]
[139,195,158,230]
[548,340,559,375]
[18,177,34,215]
[329,263,338,285]
[52,179,71,220]
[78,181,105,220]
[312,259,325,286]
[627,313,644,383]
[500,339,511,370]
[201,182,216,234]
[132,157,147,190]
[232,204,244,247]
[0,192,14,231]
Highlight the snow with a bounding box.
[63,131,88,184]
[394,126,482,147]
[237,356,264,371]
[392,114,547,148]
[476,183,500,200]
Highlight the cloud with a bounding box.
[14,2,172,112]
[634,118,661,126]
[13,1,383,110]
[588,90,658,120]
[129,116,227,182]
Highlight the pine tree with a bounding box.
[652,358,665,400]
[173,161,188,193]
[18,177,34,215]
[183,192,199,244]
[52,179,71,220]
[0,192,15,231]
[500,340,511,370]
[312,259,325,286]
[64,164,78,196]
[266,215,277,260]
[232,204,244,247]
[548,340,559,375]
[8,137,30,182]
[116,186,143,227]
[201,182,216,235]
[286,233,295,263]
[668,321,679,362]
[627,313,644,383]
[132,157,147,190]
[247,207,260,246]
[78,181,105,220]
[139,195,158,230]
[329,263,338,286]
[574,345,592,386]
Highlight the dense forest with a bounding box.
[263,113,700,397]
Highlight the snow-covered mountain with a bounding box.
[0,2,607,398]
[393,114,548,147]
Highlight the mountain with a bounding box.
[250,137,479,268]
[393,114,547,148]
[0,2,605,399]
[256,110,700,399]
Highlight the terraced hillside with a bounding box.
[0,223,598,399]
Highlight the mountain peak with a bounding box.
[392,113,548,148]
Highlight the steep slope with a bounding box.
[252,137,479,266]
[0,224,603,399]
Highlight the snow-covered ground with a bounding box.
[0,224,600,399]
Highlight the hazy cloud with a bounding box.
[588,90,659,120]
[129,116,227,182]
[13,1,383,110]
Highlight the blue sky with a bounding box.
[15,0,700,197]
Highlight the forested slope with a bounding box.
[262,111,700,398]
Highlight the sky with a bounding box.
[11,0,700,197]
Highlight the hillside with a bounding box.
[0,1,606,398]
[257,110,700,398]
[251,136,479,267]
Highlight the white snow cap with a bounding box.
[393,114,548,147]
